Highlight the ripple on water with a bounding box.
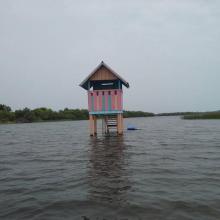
[0,118,220,219]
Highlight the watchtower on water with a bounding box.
[80,61,129,136]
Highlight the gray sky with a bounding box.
[0,0,220,113]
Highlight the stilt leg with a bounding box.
[102,118,104,134]
[117,114,123,135]
[94,116,97,136]
[104,116,108,134]
[89,115,96,136]
[89,115,93,136]
[121,114,124,134]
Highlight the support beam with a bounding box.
[90,114,123,136]
[104,116,109,134]
[89,115,97,136]
[121,114,124,133]
[94,116,97,136]
[117,113,123,135]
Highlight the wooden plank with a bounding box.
[90,66,117,81]
[88,89,123,113]
[108,92,112,111]
[94,116,97,136]
[88,91,91,112]
[117,113,123,135]
[102,91,105,111]
[89,115,94,136]
[89,115,97,136]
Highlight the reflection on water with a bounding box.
[88,136,131,205]
[1,118,220,219]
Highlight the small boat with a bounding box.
[127,125,139,130]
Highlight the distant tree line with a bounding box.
[156,112,195,116]
[0,104,15,123]
[124,111,154,118]
[156,111,220,119]
[1,104,219,123]
[0,104,155,124]
[183,112,220,120]
[0,104,89,123]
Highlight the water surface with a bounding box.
[0,117,220,219]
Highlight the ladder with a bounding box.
[103,115,117,133]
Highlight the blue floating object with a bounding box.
[127,125,138,130]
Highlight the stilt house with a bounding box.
[80,61,129,136]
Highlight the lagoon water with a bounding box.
[0,117,220,220]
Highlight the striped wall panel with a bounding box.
[88,89,123,114]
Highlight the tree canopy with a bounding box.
[0,104,154,124]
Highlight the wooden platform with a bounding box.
[89,114,123,136]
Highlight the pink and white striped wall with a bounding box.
[88,89,123,114]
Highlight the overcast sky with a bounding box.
[0,0,219,113]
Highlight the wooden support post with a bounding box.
[117,114,119,134]
[94,115,97,136]
[89,115,97,136]
[102,118,104,134]
[121,114,124,133]
[89,115,94,136]
[117,113,123,135]
[102,117,107,134]
[104,116,109,134]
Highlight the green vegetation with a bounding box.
[156,111,220,119]
[124,111,154,118]
[0,104,89,123]
[0,104,15,123]
[183,112,220,120]
[156,112,195,116]
[2,103,218,123]
[0,104,154,124]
